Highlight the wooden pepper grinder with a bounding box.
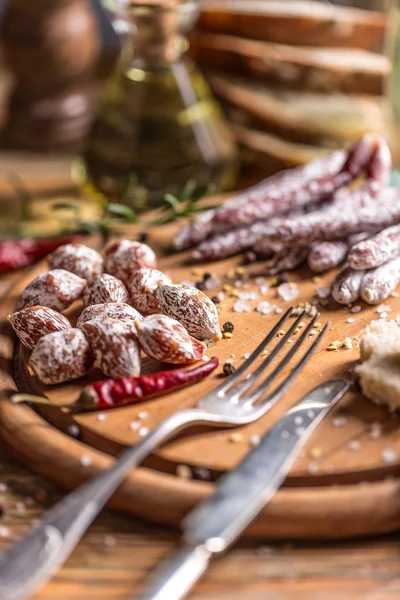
[0,0,103,151]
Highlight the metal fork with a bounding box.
[0,308,328,600]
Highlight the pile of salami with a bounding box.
[174,133,400,306]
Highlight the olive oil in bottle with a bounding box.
[77,0,237,211]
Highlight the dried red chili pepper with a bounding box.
[12,356,219,411]
[0,237,74,275]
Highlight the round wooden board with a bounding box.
[2,223,400,540]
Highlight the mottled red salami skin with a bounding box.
[30,328,94,385]
[360,257,400,305]
[104,239,156,284]
[136,314,207,365]
[128,268,172,314]
[83,274,130,307]
[16,269,87,312]
[77,303,143,329]
[81,318,141,378]
[48,243,103,281]
[155,284,222,342]
[8,305,71,350]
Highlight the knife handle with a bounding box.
[138,545,211,600]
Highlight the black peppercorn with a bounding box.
[195,281,205,290]
[222,321,234,333]
[138,231,149,243]
[202,272,212,281]
[271,272,289,287]
[223,362,236,377]
[211,295,220,304]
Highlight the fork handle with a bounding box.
[0,408,205,600]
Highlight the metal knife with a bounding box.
[137,378,350,600]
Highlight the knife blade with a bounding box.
[138,378,350,600]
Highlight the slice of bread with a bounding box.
[355,320,400,411]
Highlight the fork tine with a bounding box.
[245,320,329,408]
[212,306,294,396]
[227,310,307,400]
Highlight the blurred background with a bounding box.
[0,0,398,236]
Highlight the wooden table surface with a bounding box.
[1,156,400,600]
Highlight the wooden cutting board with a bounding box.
[2,222,400,541]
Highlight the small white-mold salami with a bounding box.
[128,268,172,314]
[16,269,87,312]
[104,239,156,283]
[77,302,143,329]
[136,314,207,364]
[48,243,103,281]
[348,224,400,270]
[30,328,94,385]
[81,318,141,378]
[83,274,130,307]
[155,284,222,342]
[8,305,71,350]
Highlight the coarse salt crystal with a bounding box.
[255,277,265,286]
[391,292,400,298]
[294,416,303,425]
[129,421,140,431]
[138,411,148,420]
[275,307,283,314]
[0,483,8,493]
[382,448,398,464]
[250,434,261,447]
[351,305,362,314]
[80,455,92,467]
[203,276,221,290]
[281,430,290,439]
[377,305,392,314]
[67,424,80,439]
[278,282,299,302]
[225,358,234,365]
[234,299,250,313]
[343,337,353,349]
[217,291,225,301]
[379,312,388,320]
[370,422,382,440]
[307,463,319,475]
[315,285,331,299]
[243,353,250,359]
[332,416,347,428]
[202,355,210,361]
[249,291,259,301]
[347,317,356,323]
[260,285,270,295]
[348,440,360,451]
[139,427,150,437]
[256,301,273,315]
[295,426,305,436]
[97,413,106,421]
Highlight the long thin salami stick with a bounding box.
[174,134,380,251]
[348,224,400,270]
[264,185,400,245]
[308,240,349,273]
[268,245,309,275]
[361,257,400,305]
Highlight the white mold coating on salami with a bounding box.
[16,269,87,312]
[136,314,207,364]
[48,243,103,281]
[77,302,143,329]
[81,317,141,378]
[308,240,349,273]
[103,239,157,283]
[83,274,130,307]
[268,245,309,275]
[348,224,400,270]
[155,284,222,342]
[29,328,94,385]
[331,265,365,305]
[361,257,400,305]
[128,268,172,314]
[8,305,71,350]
